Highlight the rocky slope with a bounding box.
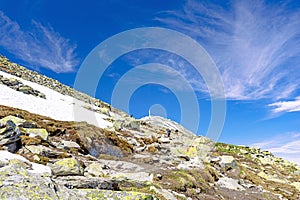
[0,55,299,200]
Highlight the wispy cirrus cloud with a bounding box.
[0,11,78,73]
[268,96,300,113]
[157,0,300,100]
[251,132,300,165]
[121,51,208,95]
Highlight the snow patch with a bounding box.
[0,150,51,175]
[0,70,112,128]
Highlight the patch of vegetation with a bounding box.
[142,136,158,145]
[157,169,211,199]
[147,146,158,153]
[214,143,253,160]
[103,129,133,153]
[214,142,239,154]
[205,164,220,181]
[20,135,42,146]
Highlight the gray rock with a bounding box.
[113,119,123,130]
[55,176,120,190]
[110,172,153,182]
[0,119,22,153]
[240,149,248,154]
[21,121,38,128]
[0,115,26,126]
[51,158,82,176]
[210,157,220,163]
[59,140,81,149]
[18,85,32,94]
[0,162,58,200]
[150,186,177,200]
[99,107,110,116]
[25,145,52,155]
[128,138,139,146]
[135,146,146,152]
[7,78,20,86]
[217,177,245,191]
[84,162,104,177]
[219,155,238,169]
[177,156,204,170]
[124,118,140,131]
[114,118,141,131]
[0,121,5,128]
[158,137,171,143]
[99,160,144,173]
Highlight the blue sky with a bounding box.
[0,0,300,163]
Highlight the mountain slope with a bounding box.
[0,55,299,200]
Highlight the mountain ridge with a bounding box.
[0,55,299,199]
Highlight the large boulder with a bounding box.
[0,119,22,153]
[0,162,57,199]
[219,155,238,169]
[84,162,104,177]
[51,158,82,176]
[0,115,25,126]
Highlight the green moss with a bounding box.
[215,142,239,154]
[86,190,106,199]
[54,157,77,168]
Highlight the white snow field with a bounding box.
[0,70,112,128]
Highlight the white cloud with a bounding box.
[123,50,209,97]
[251,132,300,165]
[268,97,300,113]
[157,0,300,100]
[0,11,78,73]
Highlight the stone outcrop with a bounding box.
[0,106,299,199]
[0,56,299,199]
